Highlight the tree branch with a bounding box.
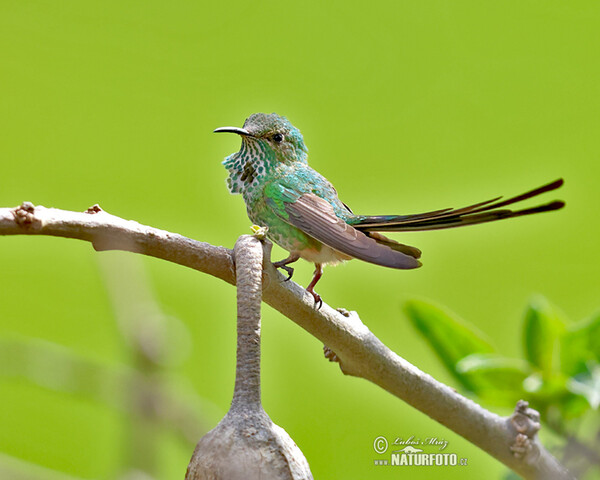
[186,235,312,479]
[0,203,572,480]
[230,234,264,411]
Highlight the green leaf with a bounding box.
[557,393,592,421]
[523,373,591,421]
[455,353,531,406]
[522,296,566,377]
[561,311,600,376]
[521,372,590,419]
[404,300,494,391]
[567,363,600,410]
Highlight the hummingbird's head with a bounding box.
[239,113,308,162]
[216,113,308,162]
[216,113,309,194]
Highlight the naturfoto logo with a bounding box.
[373,435,468,467]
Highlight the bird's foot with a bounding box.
[274,263,294,281]
[306,286,323,310]
[272,253,300,282]
[306,263,324,309]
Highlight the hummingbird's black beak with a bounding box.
[213,126,253,137]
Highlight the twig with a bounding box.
[0,203,572,480]
[0,451,87,480]
[99,254,202,478]
[0,335,207,445]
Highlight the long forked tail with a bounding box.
[353,179,565,232]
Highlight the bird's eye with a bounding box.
[272,133,284,143]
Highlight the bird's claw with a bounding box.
[273,263,294,281]
[309,289,323,310]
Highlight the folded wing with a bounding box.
[266,187,421,269]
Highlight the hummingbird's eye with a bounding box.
[272,133,284,143]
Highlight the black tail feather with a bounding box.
[354,179,565,232]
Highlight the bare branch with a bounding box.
[230,234,265,411]
[0,203,572,480]
[186,235,313,479]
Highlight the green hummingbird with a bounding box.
[215,113,564,308]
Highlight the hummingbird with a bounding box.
[215,113,564,308]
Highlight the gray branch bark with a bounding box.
[186,235,312,479]
[0,203,573,480]
[230,234,264,412]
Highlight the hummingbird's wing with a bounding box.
[353,179,564,232]
[264,183,421,269]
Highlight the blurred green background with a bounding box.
[0,1,599,479]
